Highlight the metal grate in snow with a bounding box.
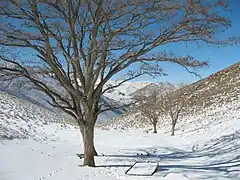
[125,162,158,176]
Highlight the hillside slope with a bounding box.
[0,90,72,140]
[177,62,240,111]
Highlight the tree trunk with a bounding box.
[153,123,157,133]
[80,125,97,156]
[83,125,96,167]
[171,121,176,136]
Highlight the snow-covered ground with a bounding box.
[1,126,239,180]
[0,90,240,179]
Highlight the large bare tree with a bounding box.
[0,0,236,166]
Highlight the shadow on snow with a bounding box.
[99,131,240,179]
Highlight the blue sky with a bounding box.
[130,1,240,84]
[3,1,239,85]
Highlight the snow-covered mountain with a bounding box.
[103,80,151,101]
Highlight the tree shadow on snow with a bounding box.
[78,164,131,168]
[103,131,240,179]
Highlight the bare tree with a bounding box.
[0,0,236,166]
[159,83,186,136]
[134,90,160,133]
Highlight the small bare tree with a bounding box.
[0,0,237,166]
[159,83,185,136]
[134,90,160,133]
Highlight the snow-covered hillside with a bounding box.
[0,78,150,123]
[105,62,240,130]
[0,90,72,140]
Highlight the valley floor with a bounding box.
[0,122,240,180]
